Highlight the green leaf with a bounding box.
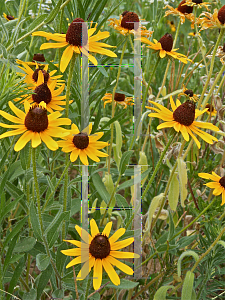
[56,242,68,274]
[168,211,175,242]
[28,14,48,31]
[115,194,130,208]
[117,168,151,191]
[168,171,179,211]
[6,256,25,300]
[119,150,133,175]
[20,143,30,170]
[113,120,122,169]
[2,216,28,252]
[37,264,53,299]
[154,285,175,300]
[30,201,42,241]
[13,237,36,253]
[0,195,22,223]
[145,193,164,232]
[177,158,188,207]
[3,233,20,274]
[45,0,63,24]
[92,172,111,204]
[181,271,195,300]
[23,288,37,300]
[45,208,70,248]
[106,279,139,289]
[36,253,50,271]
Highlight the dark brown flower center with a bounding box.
[24,105,48,132]
[184,89,194,97]
[32,69,50,84]
[6,15,15,20]
[159,33,173,52]
[72,132,89,149]
[66,18,88,46]
[122,11,129,17]
[115,93,125,102]
[218,5,225,24]
[173,100,195,126]
[32,53,45,62]
[89,234,110,259]
[177,0,193,14]
[205,104,214,112]
[121,12,139,30]
[193,0,202,3]
[32,83,52,104]
[219,176,225,188]
[223,43,225,52]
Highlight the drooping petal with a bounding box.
[107,255,134,275]
[93,259,103,290]
[39,131,58,150]
[31,132,42,148]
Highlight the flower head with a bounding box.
[184,0,211,11]
[109,11,153,37]
[61,219,139,290]
[101,92,134,109]
[164,1,195,25]
[141,33,192,64]
[202,104,217,117]
[198,6,225,30]
[198,172,225,205]
[146,96,219,148]
[3,13,15,21]
[15,72,71,113]
[0,101,70,151]
[167,20,176,32]
[58,123,108,165]
[178,85,199,102]
[32,18,117,72]
[17,62,64,89]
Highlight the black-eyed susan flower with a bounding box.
[32,18,117,72]
[202,104,217,117]
[0,101,70,151]
[164,1,195,25]
[185,0,211,11]
[141,33,192,64]
[178,86,199,102]
[17,53,46,67]
[3,13,15,21]
[167,20,176,32]
[58,123,108,165]
[109,11,153,37]
[15,72,71,113]
[198,6,225,30]
[198,172,225,205]
[146,96,219,148]
[101,92,134,109]
[61,219,139,290]
[17,62,63,88]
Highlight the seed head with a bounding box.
[89,234,110,259]
[184,89,194,97]
[158,33,173,52]
[114,93,125,102]
[173,100,195,126]
[66,18,88,46]
[32,83,52,104]
[25,105,48,132]
[32,69,50,84]
[177,0,193,14]
[121,12,139,30]
[32,53,45,62]
[218,5,225,24]
[72,132,89,149]
[219,176,225,188]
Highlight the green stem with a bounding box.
[142,55,160,112]
[142,133,176,199]
[107,38,128,174]
[197,28,224,109]
[62,54,76,239]
[84,277,92,300]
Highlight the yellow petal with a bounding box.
[111,238,134,251]
[14,131,32,151]
[102,258,120,286]
[75,225,92,244]
[77,256,95,280]
[93,259,102,290]
[110,251,139,259]
[90,219,100,238]
[107,256,134,275]
[102,222,112,237]
[109,228,125,244]
[39,131,58,150]
[60,45,74,73]
[31,132,42,148]
[40,42,68,50]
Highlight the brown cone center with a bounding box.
[32,83,52,104]
[115,93,125,102]
[32,53,45,62]
[205,104,214,112]
[218,5,225,24]
[72,132,89,149]
[32,69,50,84]
[66,18,88,46]
[121,12,139,30]
[177,0,193,14]
[193,0,202,3]
[184,89,194,97]
[7,15,15,20]
[24,106,48,132]
[173,101,195,126]
[223,43,225,52]
[159,33,173,52]
[219,176,225,188]
[89,234,110,259]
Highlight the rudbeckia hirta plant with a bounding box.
[141,33,192,64]
[198,5,225,30]
[109,11,153,36]
[0,101,71,151]
[198,172,225,205]
[17,61,63,88]
[32,18,117,72]
[101,92,134,109]
[164,1,195,25]
[178,86,199,102]
[146,96,219,148]
[58,123,108,165]
[15,72,71,113]
[3,13,15,21]
[61,219,139,290]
